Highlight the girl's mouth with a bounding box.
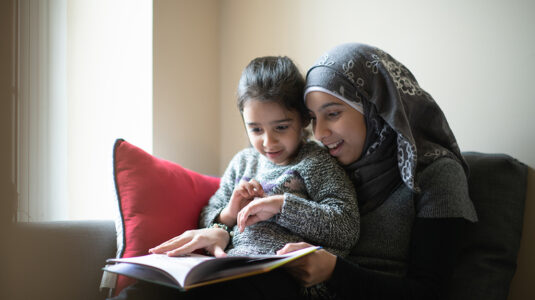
[266,150,283,159]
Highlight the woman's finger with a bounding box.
[276,242,312,255]
[149,236,189,254]
[212,245,227,258]
[166,238,205,257]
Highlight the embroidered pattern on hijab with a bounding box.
[305,43,467,212]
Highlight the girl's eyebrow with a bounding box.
[271,118,292,125]
[246,118,293,126]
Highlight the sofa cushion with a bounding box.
[112,139,220,294]
[9,221,116,300]
[446,152,528,300]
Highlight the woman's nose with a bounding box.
[313,119,330,141]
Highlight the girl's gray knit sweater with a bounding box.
[199,141,359,256]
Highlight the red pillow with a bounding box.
[112,139,220,294]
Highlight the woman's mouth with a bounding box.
[325,140,343,156]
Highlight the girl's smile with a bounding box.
[242,99,303,165]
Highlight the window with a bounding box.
[17,0,153,221]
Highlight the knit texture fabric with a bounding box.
[199,141,359,257]
[348,157,477,276]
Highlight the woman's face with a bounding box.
[306,91,367,165]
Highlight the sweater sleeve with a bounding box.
[198,152,241,228]
[326,217,467,300]
[276,147,360,253]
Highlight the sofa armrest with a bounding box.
[446,152,528,300]
[7,220,116,300]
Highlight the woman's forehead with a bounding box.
[306,91,350,111]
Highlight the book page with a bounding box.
[106,246,320,290]
[108,253,213,287]
[184,246,321,288]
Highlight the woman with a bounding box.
[277,43,478,299]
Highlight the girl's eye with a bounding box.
[250,128,262,133]
[276,125,289,131]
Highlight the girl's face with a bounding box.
[306,91,367,165]
[242,99,303,165]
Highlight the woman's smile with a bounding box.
[305,91,367,165]
[325,140,344,156]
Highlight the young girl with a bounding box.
[139,56,359,300]
[195,56,359,259]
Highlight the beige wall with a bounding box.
[218,0,535,170]
[0,0,16,224]
[155,0,534,299]
[153,0,221,176]
[155,0,535,173]
[1,1,16,296]
[0,0,15,208]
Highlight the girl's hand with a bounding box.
[219,179,264,226]
[148,228,230,257]
[237,195,284,232]
[277,242,337,287]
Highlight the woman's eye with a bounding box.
[327,111,341,118]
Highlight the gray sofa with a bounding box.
[5,152,530,300]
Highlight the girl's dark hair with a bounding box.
[237,56,309,126]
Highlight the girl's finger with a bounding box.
[249,179,264,196]
[243,215,261,229]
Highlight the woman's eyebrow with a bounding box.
[319,102,344,112]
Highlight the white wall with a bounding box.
[66,0,152,219]
[153,0,221,176]
[218,0,535,170]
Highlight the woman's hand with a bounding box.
[237,195,284,232]
[148,228,230,257]
[277,242,337,287]
[219,179,265,226]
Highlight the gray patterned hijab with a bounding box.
[305,43,467,214]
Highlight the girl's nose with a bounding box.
[263,132,277,147]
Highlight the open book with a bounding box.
[103,246,319,291]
